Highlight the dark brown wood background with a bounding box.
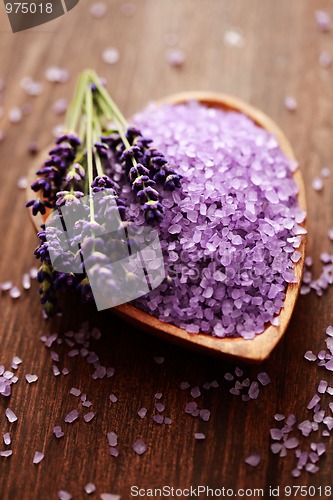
[1,1,333,499]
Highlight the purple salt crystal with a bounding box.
[257,372,271,386]
[329,402,333,413]
[309,452,319,463]
[69,387,81,397]
[180,381,190,390]
[110,447,119,457]
[51,351,59,362]
[82,401,92,408]
[230,388,240,396]
[326,387,333,395]
[84,483,96,495]
[12,356,22,365]
[68,349,79,358]
[248,381,260,399]
[210,380,219,388]
[270,443,283,454]
[292,469,301,477]
[84,412,95,423]
[306,463,319,474]
[270,428,283,441]
[224,373,234,382]
[58,491,72,500]
[155,392,162,400]
[33,451,44,464]
[307,394,320,409]
[298,420,312,437]
[132,439,147,455]
[235,367,243,377]
[109,394,118,403]
[315,10,331,32]
[274,414,285,421]
[90,2,107,18]
[318,380,328,393]
[25,374,38,384]
[5,408,17,423]
[155,402,165,412]
[284,437,299,449]
[194,433,205,440]
[312,177,323,191]
[62,368,69,375]
[138,408,147,419]
[107,367,115,378]
[102,47,120,65]
[203,382,211,390]
[185,402,198,414]
[245,452,261,467]
[325,359,333,371]
[153,356,164,365]
[319,51,332,68]
[317,443,326,456]
[284,96,297,111]
[153,414,164,424]
[107,432,118,447]
[64,410,79,423]
[166,49,185,67]
[285,414,296,427]
[322,430,330,437]
[52,365,60,377]
[45,66,68,83]
[0,450,13,457]
[101,494,120,500]
[3,433,10,445]
[199,409,210,422]
[164,417,172,425]
[190,386,201,399]
[323,416,333,430]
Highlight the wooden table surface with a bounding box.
[1,1,333,499]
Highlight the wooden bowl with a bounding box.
[28,91,306,363]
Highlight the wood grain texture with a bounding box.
[0,1,333,499]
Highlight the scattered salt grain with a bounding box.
[224,28,245,48]
[33,451,44,464]
[318,380,328,393]
[53,98,68,116]
[107,432,118,447]
[45,67,68,83]
[194,433,205,440]
[155,392,162,400]
[284,437,299,449]
[180,381,190,390]
[0,450,12,457]
[319,51,332,68]
[315,10,331,32]
[312,177,323,191]
[284,96,297,112]
[69,387,81,397]
[58,491,72,500]
[257,372,271,386]
[153,414,164,424]
[85,483,96,495]
[154,356,164,365]
[304,351,317,361]
[52,365,60,377]
[308,394,321,410]
[132,439,147,455]
[166,49,185,67]
[109,394,118,403]
[22,273,31,290]
[245,453,261,467]
[25,374,38,384]
[110,447,119,457]
[190,386,201,399]
[5,408,17,423]
[8,107,22,123]
[20,77,43,96]
[90,2,107,18]
[3,433,10,445]
[155,402,165,412]
[100,494,120,500]
[9,287,21,299]
[200,409,210,422]
[102,48,120,65]
[84,412,95,423]
[64,410,79,423]
[17,177,28,189]
[53,426,64,438]
[138,407,147,419]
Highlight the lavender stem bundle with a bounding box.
[26,69,182,316]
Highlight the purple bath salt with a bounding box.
[132,439,147,456]
[245,453,261,467]
[33,451,44,464]
[194,432,206,440]
[64,410,79,423]
[137,407,147,419]
[131,102,304,338]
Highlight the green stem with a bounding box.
[89,70,127,128]
[85,84,95,221]
[66,70,89,132]
[93,117,104,177]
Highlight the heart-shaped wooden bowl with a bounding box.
[28,91,306,363]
